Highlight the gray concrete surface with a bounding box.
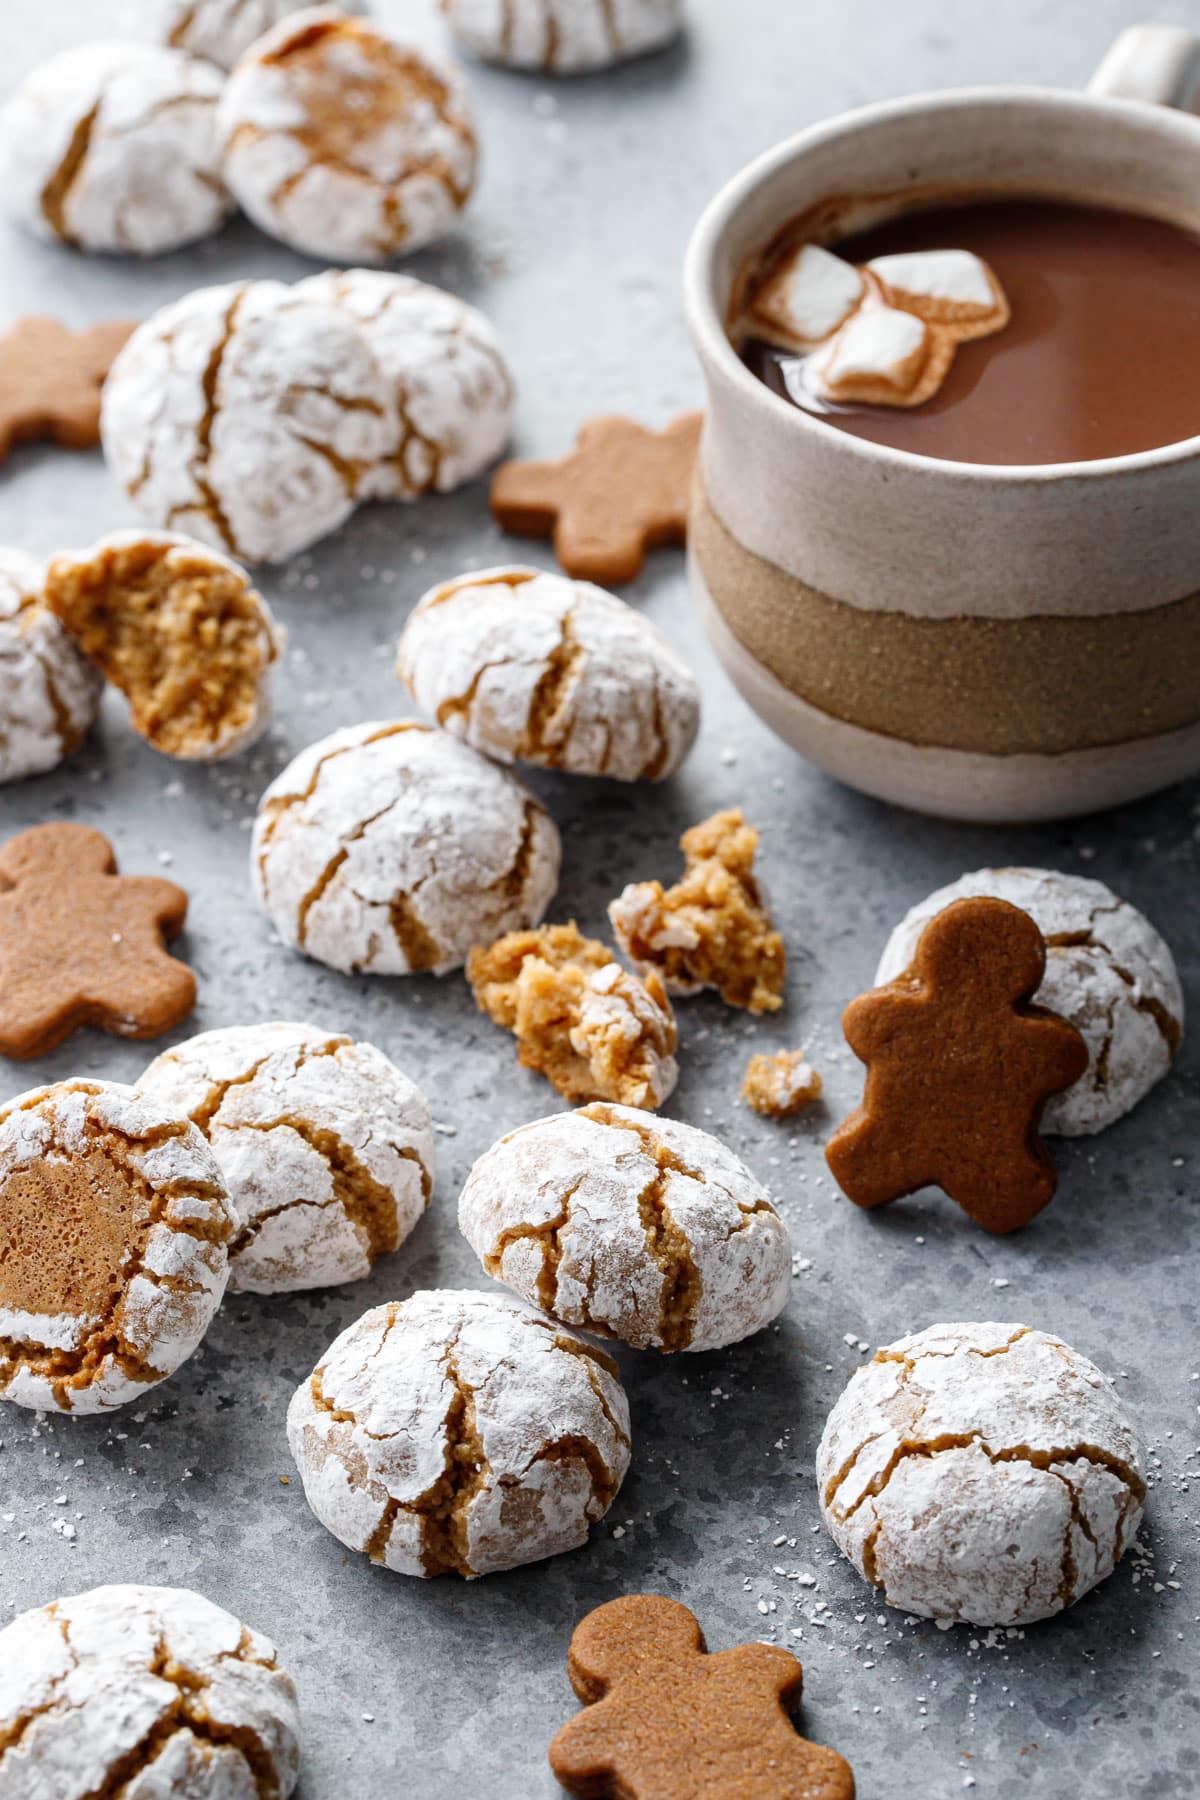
[0,2,1197,1794]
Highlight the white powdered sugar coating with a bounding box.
[0,1080,233,1414]
[101,278,395,565]
[0,1584,300,1797]
[218,8,478,262]
[398,566,701,781]
[287,1288,631,1577]
[138,1021,435,1294]
[0,548,102,784]
[252,721,560,975]
[817,1322,1146,1627]
[442,0,683,72]
[875,867,1184,1136]
[572,960,679,1107]
[118,0,368,71]
[458,1103,792,1352]
[0,42,232,255]
[296,270,513,500]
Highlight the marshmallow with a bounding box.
[748,244,865,347]
[815,305,929,401]
[868,248,1000,317]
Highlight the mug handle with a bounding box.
[1088,23,1200,108]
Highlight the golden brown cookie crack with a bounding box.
[225,1112,414,1258]
[253,722,421,894]
[40,102,99,242]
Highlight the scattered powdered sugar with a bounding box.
[287,1288,631,1576]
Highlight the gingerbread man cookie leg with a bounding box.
[0,318,137,462]
[826,897,1088,1233]
[491,413,703,584]
[0,824,196,1060]
[549,1595,855,1799]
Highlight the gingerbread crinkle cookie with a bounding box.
[218,8,478,262]
[459,1104,792,1351]
[138,1021,435,1293]
[0,42,232,255]
[119,0,368,70]
[297,270,513,500]
[398,566,700,780]
[252,720,561,975]
[875,868,1183,1135]
[0,547,102,784]
[101,278,396,565]
[0,1079,233,1413]
[442,0,684,73]
[0,1584,300,1798]
[287,1288,631,1576]
[817,1321,1147,1627]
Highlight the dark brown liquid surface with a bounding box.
[742,200,1200,464]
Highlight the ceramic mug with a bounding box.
[684,24,1200,822]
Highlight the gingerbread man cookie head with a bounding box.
[826,896,1088,1234]
[550,1594,855,1799]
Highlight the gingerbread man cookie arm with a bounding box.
[840,982,925,1060]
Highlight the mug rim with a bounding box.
[684,83,1200,483]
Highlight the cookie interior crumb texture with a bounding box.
[0,1583,301,1797]
[458,1103,793,1352]
[287,1288,631,1578]
[45,532,282,761]
[817,1321,1147,1627]
[467,921,679,1108]
[742,1048,823,1117]
[0,1079,233,1413]
[610,808,786,1011]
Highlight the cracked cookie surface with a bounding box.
[287,1288,631,1577]
[0,547,102,784]
[817,1321,1147,1627]
[0,42,232,255]
[875,868,1183,1136]
[610,808,786,1012]
[252,720,560,975]
[101,278,395,565]
[0,1582,300,1798]
[120,0,368,71]
[399,565,700,781]
[218,8,478,262]
[46,531,283,762]
[442,0,683,74]
[458,1103,792,1351]
[138,1020,435,1294]
[467,923,679,1108]
[298,270,513,501]
[0,1079,233,1413]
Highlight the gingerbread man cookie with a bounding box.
[826,897,1088,1233]
[0,824,196,1060]
[0,317,136,463]
[549,1595,855,1799]
[491,412,702,583]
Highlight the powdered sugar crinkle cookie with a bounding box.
[297,269,513,499]
[118,0,368,70]
[218,8,478,262]
[817,1321,1146,1627]
[0,547,102,784]
[0,1584,300,1797]
[287,1288,631,1576]
[0,42,231,254]
[252,720,560,974]
[398,565,701,780]
[875,867,1183,1135]
[101,279,395,564]
[459,1103,792,1351]
[45,531,283,761]
[0,1079,233,1413]
[442,0,684,72]
[138,1021,435,1293]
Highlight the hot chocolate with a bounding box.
[740,199,1200,464]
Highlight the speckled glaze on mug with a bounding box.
[684,25,1200,821]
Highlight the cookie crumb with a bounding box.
[742,1050,822,1118]
[610,809,786,1012]
[468,922,678,1109]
